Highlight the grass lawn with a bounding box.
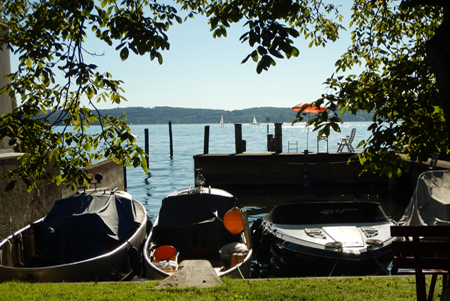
[0,276,445,301]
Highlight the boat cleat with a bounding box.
[305,228,326,239]
[361,227,378,238]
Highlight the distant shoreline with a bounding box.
[100,106,373,125]
[43,106,374,125]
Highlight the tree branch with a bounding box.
[401,0,449,7]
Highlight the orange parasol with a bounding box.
[292,103,327,151]
[292,103,327,113]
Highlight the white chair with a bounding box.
[337,128,356,153]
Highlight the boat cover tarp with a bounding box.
[266,201,389,225]
[399,170,450,226]
[156,192,237,254]
[41,193,142,263]
[158,192,236,229]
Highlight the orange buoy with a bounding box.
[154,245,177,260]
[224,207,244,235]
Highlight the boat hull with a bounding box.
[143,186,253,280]
[252,201,398,277]
[144,228,253,280]
[0,199,148,282]
[266,231,394,277]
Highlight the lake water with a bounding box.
[122,122,410,224]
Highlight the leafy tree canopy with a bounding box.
[0,0,447,191]
[304,1,449,178]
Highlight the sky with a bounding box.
[10,3,356,111]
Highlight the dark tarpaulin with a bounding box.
[42,192,141,263]
[158,192,236,229]
[155,191,237,255]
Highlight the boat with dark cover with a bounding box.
[252,201,398,277]
[0,190,148,282]
[144,184,252,279]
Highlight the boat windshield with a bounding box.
[266,201,389,225]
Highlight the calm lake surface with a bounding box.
[120,122,410,224]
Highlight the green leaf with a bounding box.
[120,47,129,61]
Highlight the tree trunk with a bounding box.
[426,5,450,132]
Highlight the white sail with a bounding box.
[220,115,224,127]
[252,117,258,125]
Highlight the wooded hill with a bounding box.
[98,106,373,125]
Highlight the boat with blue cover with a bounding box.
[0,188,148,282]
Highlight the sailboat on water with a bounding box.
[252,116,258,125]
[219,115,224,127]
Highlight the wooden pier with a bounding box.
[194,152,382,189]
[194,151,439,192]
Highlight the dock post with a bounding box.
[267,134,275,151]
[204,126,210,154]
[123,163,127,191]
[145,128,149,170]
[275,123,283,153]
[234,123,243,153]
[168,121,173,158]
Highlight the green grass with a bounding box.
[0,276,444,301]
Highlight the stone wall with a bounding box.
[0,155,125,240]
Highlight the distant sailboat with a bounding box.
[252,116,258,125]
[219,115,224,127]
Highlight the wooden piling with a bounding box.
[123,163,127,191]
[204,125,210,154]
[267,134,274,151]
[144,128,149,170]
[275,123,283,153]
[234,123,243,154]
[168,121,173,158]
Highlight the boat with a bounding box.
[143,173,252,279]
[398,169,450,226]
[251,201,398,277]
[219,115,224,127]
[0,187,149,282]
[252,116,258,125]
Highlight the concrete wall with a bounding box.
[0,23,13,150]
[0,156,125,240]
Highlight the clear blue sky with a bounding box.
[11,3,355,111]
